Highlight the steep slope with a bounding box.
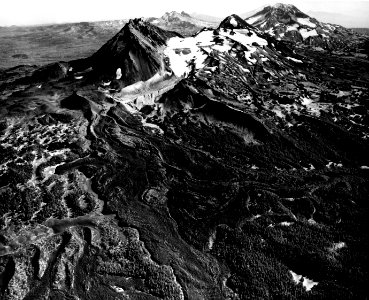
[246,3,368,55]
[68,18,180,88]
[0,15,368,300]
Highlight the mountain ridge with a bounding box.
[245,3,369,54]
[0,9,368,300]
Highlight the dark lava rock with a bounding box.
[11,54,29,59]
[0,16,368,300]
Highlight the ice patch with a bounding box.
[361,166,369,170]
[74,76,83,80]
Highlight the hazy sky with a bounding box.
[0,0,368,27]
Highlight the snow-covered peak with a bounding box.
[245,3,358,48]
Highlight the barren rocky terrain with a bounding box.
[0,7,368,300]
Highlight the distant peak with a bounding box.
[163,11,189,17]
[161,11,191,21]
[247,3,309,20]
[181,11,191,17]
[269,3,304,15]
[272,3,295,9]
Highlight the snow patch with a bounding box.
[330,241,346,251]
[326,162,343,168]
[279,222,293,226]
[230,16,238,27]
[300,29,318,40]
[164,28,267,77]
[301,97,313,105]
[116,68,122,80]
[297,18,317,28]
[273,108,285,119]
[220,28,268,48]
[141,119,164,135]
[303,277,319,291]
[303,164,315,171]
[287,57,303,63]
[111,285,125,293]
[290,270,318,291]
[290,270,302,284]
[246,13,266,25]
[286,24,299,32]
[283,198,295,202]
[208,231,216,250]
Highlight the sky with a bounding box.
[0,0,368,27]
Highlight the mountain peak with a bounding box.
[272,3,295,10]
[245,3,363,51]
[249,3,309,21]
[161,11,191,21]
[180,11,191,17]
[219,14,255,30]
[85,18,178,84]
